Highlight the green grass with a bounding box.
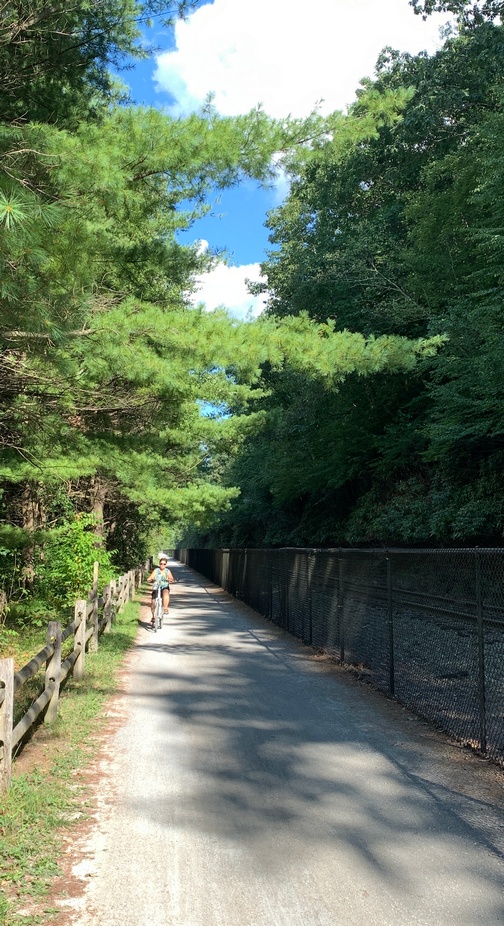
[0,598,141,926]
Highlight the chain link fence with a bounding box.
[176,547,504,765]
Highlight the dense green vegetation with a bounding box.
[2,1,503,628]
[198,3,504,548]
[0,1,444,628]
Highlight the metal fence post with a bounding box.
[0,657,14,792]
[475,549,487,755]
[387,552,395,697]
[307,552,314,646]
[338,554,345,663]
[284,551,289,632]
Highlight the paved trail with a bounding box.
[67,562,504,926]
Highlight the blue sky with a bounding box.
[123,0,449,317]
[177,184,277,267]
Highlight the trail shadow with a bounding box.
[126,564,504,924]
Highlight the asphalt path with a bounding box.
[68,561,504,926]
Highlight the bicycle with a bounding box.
[152,585,164,631]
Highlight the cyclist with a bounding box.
[147,554,175,627]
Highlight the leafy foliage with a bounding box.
[410,0,503,28]
[198,21,504,549]
[0,1,197,125]
[4,0,503,606]
[34,515,114,608]
[0,0,444,622]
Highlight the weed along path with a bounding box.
[63,561,504,926]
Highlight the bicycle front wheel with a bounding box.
[155,596,163,630]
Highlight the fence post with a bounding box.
[338,555,345,663]
[386,552,395,697]
[89,591,99,653]
[110,579,117,624]
[74,599,87,681]
[86,560,99,652]
[307,552,314,646]
[475,549,487,755]
[283,551,289,632]
[0,657,14,793]
[44,621,61,724]
[102,583,112,633]
[117,576,124,614]
[269,554,273,621]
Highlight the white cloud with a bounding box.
[191,260,267,319]
[154,0,448,119]
[166,2,450,316]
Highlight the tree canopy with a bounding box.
[4,1,504,621]
[410,0,503,27]
[199,20,504,549]
[1,0,448,617]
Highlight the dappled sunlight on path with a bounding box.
[69,562,504,926]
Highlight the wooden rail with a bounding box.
[0,563,145,792]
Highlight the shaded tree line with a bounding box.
[2,1,444,619]
[198,4,504,548]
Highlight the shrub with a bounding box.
[35,514,114,608]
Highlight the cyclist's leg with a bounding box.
[162,586,170,614]
[150,588,156,624]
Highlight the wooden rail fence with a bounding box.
[0,562,145,793]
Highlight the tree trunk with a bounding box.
[20,481,45,589]
[89,476,107,547]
